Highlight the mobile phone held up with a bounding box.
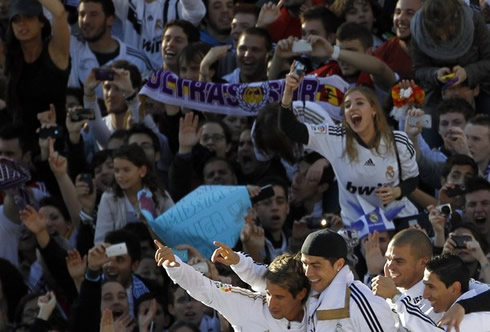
[94,68,115,81]
[38,126,63,139]
[293,61,306,77]
[452,235,472,249]
[79,173,93,194]
[70,108,95,122]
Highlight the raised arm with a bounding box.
[155,240,256,326]
[307,35,396,91]
[41,0,70,70]
[212,241,268,293]
[278,62,309,144]
[179,0,206,26]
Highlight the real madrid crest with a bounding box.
[385,165,395,180]
[368,212,379,223]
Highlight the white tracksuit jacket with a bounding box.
[395,288,490,331]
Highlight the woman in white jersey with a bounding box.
[278,64,419,227]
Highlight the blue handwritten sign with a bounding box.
[144,186,251,258]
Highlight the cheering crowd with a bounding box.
[0,0,490,331]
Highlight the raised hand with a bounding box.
[154,240,180,268]
[112,69,135,97]
[66,107,89,144]
[138,299,157,332]
[371,274,400,300]
[438,303,465,332]
[178,112,202,154]
[211,241,240,266]
[200,45,232,81]
[100,309,115,332]
[37,104,57,126]
[306,158,329,184]
[75,174,97,214]
[66,249,87,282]
[452,65,467,86]
[48,138,68,177]
[37,291,57,321]
[87,243,110,271]
[114,314,135,332]
[282,60,305,105]
[19,205,48,235]
[240,212,265,252]
[436,67,452,83]
[256,0,284,28]
[306,34,333,58]
[364,231,386,276]
[404,107,424,138]
[444,127,470,156]
[84,68,100,97]
[274,36,298,59]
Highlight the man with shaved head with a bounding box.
[371,229,436,321]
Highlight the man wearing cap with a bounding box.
[301,229,397,331]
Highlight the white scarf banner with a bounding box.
[139,70,350,120]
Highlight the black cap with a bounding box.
[9,0,43,20]
[301,229,347,260]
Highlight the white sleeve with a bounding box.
[68,36,82,88]
[349,283,398,332]
[457,312,490,331]
[230,252,268,293]
[394,294,444,331]
[304,124,342,162]
[85,97,111,149]
[112,0,129,21]
[393,131,419,181]
[94,193,116,244]
[178,0,206,26]
[164,257,260,326]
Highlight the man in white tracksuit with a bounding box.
[222,229,397,331]
[395,254,490,331]
[154,240,310,332]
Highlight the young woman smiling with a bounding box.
[94,144,173,243]
[278,64,419,227]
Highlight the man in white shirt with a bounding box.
[68,0,152,90]
[395,254,490,331]
[155,240,309,332]
[112,0,205,70]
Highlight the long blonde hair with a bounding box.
[341,86,394,162]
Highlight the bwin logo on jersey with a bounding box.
[346,181,380,195]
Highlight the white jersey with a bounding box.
[305,125,419,226]
[395,288,490,331]
[164,256,307,332]
[68,35,152,92]
[232,253,396,332]
[112,0,205,70]
[388,280,442,331]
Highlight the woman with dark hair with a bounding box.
[94,144,174,243]
[5,0,69,135]
[278,63,419,227]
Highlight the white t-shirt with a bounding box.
[305,125,419,226]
